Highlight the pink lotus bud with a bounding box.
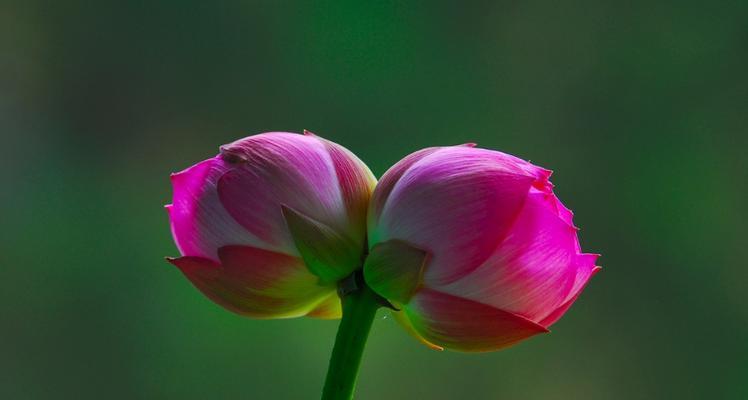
[166,132,376,319]
[364,145,600,351]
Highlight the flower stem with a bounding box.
[321,279,381,400]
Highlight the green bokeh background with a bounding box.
[3,2,746,399]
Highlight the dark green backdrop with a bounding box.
[2,1,746,399]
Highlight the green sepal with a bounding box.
[363,239,429,306]
[281,205,361,285]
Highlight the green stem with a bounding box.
[321,281,381,400]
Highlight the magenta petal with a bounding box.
[216,133,347,251]
[528,186,578,229]
[441,190,586,323]
[400,288,548,352]
[551,194,576,228]
[376,147,538,285]
[169,157,262,260]
[168,245,334,319]
[539,261,601,327]
[317,136,376,246]
[368,147,442,225]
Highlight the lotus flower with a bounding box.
[166,132,376,319]
[364,145,600,352]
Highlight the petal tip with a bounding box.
[279,203,292,216]
[537,167,553,179]
[218,145,247,164]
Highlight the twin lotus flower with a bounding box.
[166,131,599,352]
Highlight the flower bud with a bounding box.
[166,132,376,319]
[364,145,600,351]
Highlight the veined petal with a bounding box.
[539,259,601,327]
[167,245,334,319]
[368,147,442,230]
[169,157,263,260]
[216,133,346,253]
[313,133,377,248]
[441,191,588,323]
[399,289,548,352]
[375,147,539,285]
[544,192,582,251]
[550,192,576,228]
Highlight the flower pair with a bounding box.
[166,132,599,352]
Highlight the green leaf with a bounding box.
[363,240,429,306]
[281,205,361,284]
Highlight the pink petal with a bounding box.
[441,190,592,323]
[551,193,576,228]
[539,259,601,327]
[375,147,541,285]
[216,133,348,252]
[316,135,377,248]
[169,157,263,260]
[368,147,441,227]
[167,245,334,319]
[399,288,548,352]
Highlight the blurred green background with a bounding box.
[2,1,746,399]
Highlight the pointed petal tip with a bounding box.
[218,145,247,164]
[164,255,219,273]
[527,164,553,177]
[581,253,602,262]
[524,315,552,334]
[279,204,299,225]
[459,142,477,148]
[279,203,292,215]
[303,129,316,136]
[577,254,601,275]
